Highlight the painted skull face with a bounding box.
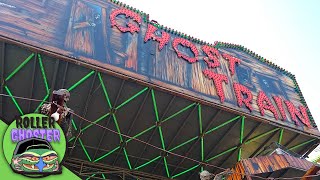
[10,138,61,174]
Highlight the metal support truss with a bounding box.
[2,44,319,180]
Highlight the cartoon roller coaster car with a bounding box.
[10,138,61,175]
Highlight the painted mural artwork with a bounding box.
[0,0,316,132]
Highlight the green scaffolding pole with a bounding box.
[112,114,132,170]
[93,146,121,163]
[5,53,34,81]
[238,116,245,161]
[68,70,95,92]
[206,146,238,162]
[80,113,110,132]
[198,104,204,172]
[86,173,96,180]
[205,115,240,135]
[3,54,36,115]
[162,103,197,123]
[98,72,112,108]
[94,125,156,163]
[79,139,92,162]
[69,119,92,162]
[244,128,280,145]
[38,54,50,94]
[135,156,162,170]
[151,89,170,177]
[289,138,317,151]
[4,86,24,115]
[171,164,200,179]
[34,93,50,113]
[278,129,284,145]
[115,87,149,110]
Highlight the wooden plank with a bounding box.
[191,61,215,96]
[301,165,320,180]
[269,155,281,170]
[101,7,111,63]
[64,0,96,56]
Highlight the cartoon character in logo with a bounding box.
[10,138,61,174]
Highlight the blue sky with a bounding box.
[120,0,320,127]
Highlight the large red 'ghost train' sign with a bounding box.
[109,8,312,128]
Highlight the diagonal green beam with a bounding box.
[34,93,50,113]
[163,157,170,178]
[86,173,96,180]
[68,70,95,92]
[79,139,92,161]
[69,118,92,162]
[171,164,200,179]
[289,138,317,151]
[4,86,23,115]
[206,146,238,162]
[198,104,204,171]
[151,89,160,122]
[94,125,156,163]
[101,174,106,179]
[205,116,240,135]
[134,136,199,170]
[112,114,132,169]
[240,116,245,144]
[69,119,92,162]
[135,156,162,170]
[38,54,50,94]
[5,53,34,81]
[244,128,280,145]
[123,148,132,169]
[162,102,197,123]
[238,116,245,161]
[169,136,198,152]
[71,119,77,130]
[98,72,112,108]
[93,146,121,163]
[81,113,110,132]
[151,89,170,177]
[112,114,123,142]
[68,113,110,142]
[159,126,170,177]
[116,87,149,110]
[126,125,157,144]
[278,129,284,144]
[69,72,113,143]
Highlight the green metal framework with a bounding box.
[1,50,318,179]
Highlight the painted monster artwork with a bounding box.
[11,138,61,174]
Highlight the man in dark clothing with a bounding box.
[39,89,73,142]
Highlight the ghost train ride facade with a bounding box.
[0,0,319,179]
